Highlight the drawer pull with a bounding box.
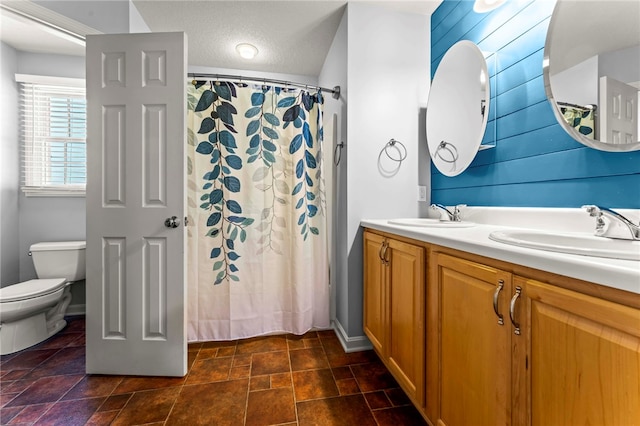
[381,241,390,265]
[493,280,504,325]
[510,286,522,335]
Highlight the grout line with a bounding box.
[5,326,417,425]
[287,344,300,426]
[243,351,253,425]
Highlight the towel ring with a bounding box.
[383,139,407,163]
[435,140,458,164]
[435,141,459,172]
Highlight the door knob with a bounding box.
[164,216,181,228]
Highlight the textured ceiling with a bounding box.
[1,1,439,77]
[132,1,439,77]
[132,1,346,77]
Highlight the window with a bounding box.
[17,74,86,196]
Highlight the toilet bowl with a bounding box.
[0,241,85,355]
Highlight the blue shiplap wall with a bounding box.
[430,0,640,208]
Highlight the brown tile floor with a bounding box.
[0,316,427,425]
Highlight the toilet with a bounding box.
[0,241,86,355]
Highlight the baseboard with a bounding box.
[332,319,372,353]
[67,304,86,316]
[64,307,370,351]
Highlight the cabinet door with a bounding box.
[363,231,387,355]
[387,238,425,403]
[520,278,640,426]
[436,254,512,426]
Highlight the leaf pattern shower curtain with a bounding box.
[186,81,329,341]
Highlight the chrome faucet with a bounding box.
[582,205,640,240]
[430,204,466,222]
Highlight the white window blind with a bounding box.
[18,75,86,196]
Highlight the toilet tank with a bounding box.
[30,241,86,281]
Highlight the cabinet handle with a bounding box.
[378,241,385,262]
[493,280,504,325]
[381,241,390,265]
[509,286,522,335]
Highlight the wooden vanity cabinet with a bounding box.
[363,231,387,355]
[431,250,640,426]
[515,276,640,426]
[363,230,425,406]
[363,228,640,426]
[432,253,513,426]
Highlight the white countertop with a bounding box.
[361,215,640,295]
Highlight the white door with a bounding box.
[85,32,187,376]
[599,76,638,144]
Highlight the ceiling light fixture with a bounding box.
[473,0,507,13]
[236,43,258,60]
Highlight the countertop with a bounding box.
[361,218,640,295]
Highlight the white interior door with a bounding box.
[85,32,187,376]
[599,76,638,144]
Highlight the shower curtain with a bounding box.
[186,80,330,341]
[559,102,595,138]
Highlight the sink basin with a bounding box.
[489,230,640,261]
[387,218,476,228]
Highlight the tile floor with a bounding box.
[0,316,427,425]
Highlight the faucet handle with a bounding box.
[582,205,606,231]
[452,204,466,222]
[582,205,601,217]
[454,204,467,212]
[582,205,640,240]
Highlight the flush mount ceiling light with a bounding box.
[236,43,258,59]
[473,0,507,13]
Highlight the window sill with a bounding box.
[22,187,86,197]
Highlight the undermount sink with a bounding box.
[489,229,640,261]
[387,218,476,228]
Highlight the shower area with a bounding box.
[185,76,336,341]
[85,32,342,375]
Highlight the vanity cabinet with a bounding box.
[363,230,425,406]
[433,253,513,426]
[518,276,640,425]
[363,228,640,426]
[431,251,640,426]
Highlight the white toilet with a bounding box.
[0,241,86,355]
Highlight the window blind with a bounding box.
[19,77,86,196]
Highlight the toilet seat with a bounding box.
[0,278,67,303]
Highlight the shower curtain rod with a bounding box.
[189,73,341,100]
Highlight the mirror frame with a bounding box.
[543,1,640,152]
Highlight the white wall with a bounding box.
[33,0,131,33]
[551,55,598,106]
[129,1,151,33]
[15,51,87,308]
[17,51,85,79]
[343,3,430,339]
[599,44,640,85]
[33,0,149,34]
[188,65,318,87]
[319,7,348,334]
[0,42,20,287]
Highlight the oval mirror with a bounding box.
[427,40,490,176]
[544,0,640,151]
